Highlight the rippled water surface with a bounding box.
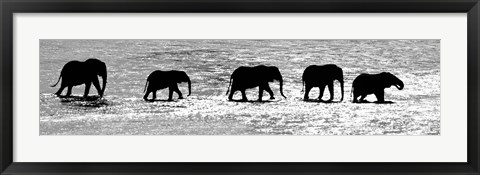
[40,40,440,135]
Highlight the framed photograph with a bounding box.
[1,0,479,174]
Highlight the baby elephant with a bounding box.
[352,72,404,103]
[143,70,191,101]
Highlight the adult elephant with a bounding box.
[302,64,344,102]
[51,58,107,98]
[143,70,191,101]
[226,65,286,101]
[352,72,404,103]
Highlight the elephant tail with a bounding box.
[50,74,62,87]
[226,76,232,95]
[300,80,305,94]
[350,85,353,97]
[143,80,149,93]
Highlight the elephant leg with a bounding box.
[92,78,102,97]
[228,89,235,101]
[258,86,264,101]
[240,90,248,101]
[353,92,359,103]
[84,82,92,98]
[143,85,153,101]
[152,90,157,100]
[173,85,183,99]
[304,84,313,100]
[264,84,275,100]
[374,90,385,102]
[318,85,326,101]
[66,86,73,97]
[168,88,174,101]
[55,85,66,96]
[327,83,334,102]
[143,90,150,101]
[359,94,367,102]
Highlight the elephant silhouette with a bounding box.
[226,65,287,102]
[51,58,107,98]
[302,64,344,102]
[352,72,404,103]
[143,70,191,101]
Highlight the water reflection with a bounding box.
[59,95,110,108]
[40,40,440,135]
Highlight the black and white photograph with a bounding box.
[40,39,440,135]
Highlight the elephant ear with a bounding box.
[380,72,397,88]
[179,71,190,83]
[267,66,280,82]
[377,72,390,88]
[85,58,103,76]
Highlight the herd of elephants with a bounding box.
[50,58,405,103]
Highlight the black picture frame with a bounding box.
[1,0,479,174]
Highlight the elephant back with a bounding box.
[352,73,371,86]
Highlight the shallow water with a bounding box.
[40,40,440,135]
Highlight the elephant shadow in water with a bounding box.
[143,99,187,108]
[59,95,109,107]
[144,99,178,103]
[303,99,341,103]
[354,100,395,104]
[229,99,276,103]
[59,95,101,101]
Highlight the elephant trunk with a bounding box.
[395,80,404,90]
[187,79,191,96]
[97,61,107,97]
[340,79,344,101]
[101,75,107,97]
[279,78,286,99]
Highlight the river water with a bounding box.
[40,40,440,135]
